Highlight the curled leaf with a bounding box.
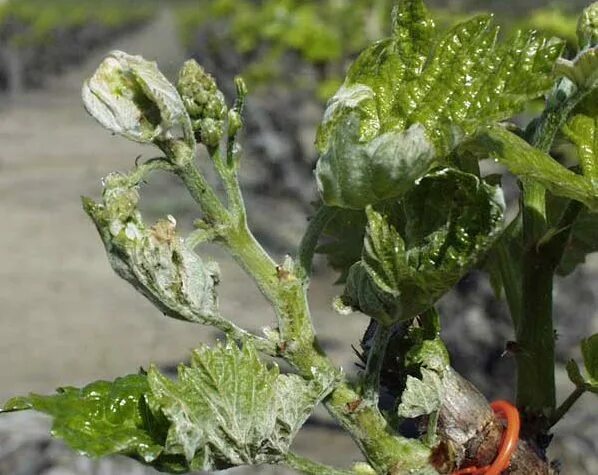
[317,208,368,283]
[342,169,504,322]
[83,50,193,147]
[315,118,437,209]
[83,173,220,325]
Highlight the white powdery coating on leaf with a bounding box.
[398,368,444,419]
[109,220,124,237]
[125,222,142,240]
[83,50,192,144]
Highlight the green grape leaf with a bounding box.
[568,334,598,394]
[565,334,598,395]
[83,173,220,326]
[551,204,598,276]
[397,368,443,419]
[475,125,598,211]
[394,18,562,142]
[391,0,435,73]
[342,168,504,322]
[405,338,450,373]
[147,340,334,470]
[563,114,598,182]
[1,340,335,473]
[546,113,598,275]
[315,118,437,209]
[315,0,563,209]
[83,50,193,148]
[342,262,394,323]
[556,47,598,90]
[546,194,598,276]
[0,375,175,466]
[317,208,367,283]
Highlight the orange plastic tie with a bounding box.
[451,400,520,475]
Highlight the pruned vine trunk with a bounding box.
[433,368,552,474]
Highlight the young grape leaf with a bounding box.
[0,375,177,467]
[556,47,598,90]
[567,334,598,394]
[542,91,598,275]
[547,194,598,276]
[405,338,450,373]
[1,339,335,473]
[315,0,563,209]
[83,173,220,326]
[563,113,598,182]
[315,118,437,209]
[317,207,367,283]
[474,125,598,211]
[83,50,193,148]
[394,19,562,142]
[342,168,504,322]
[147,340,334,470]
[397,368,443,419]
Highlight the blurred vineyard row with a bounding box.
[0,0,580,97]
[0,0,158,93]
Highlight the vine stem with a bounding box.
[516,86,587,423]
[548,386,585,429]
[284,452,354,475]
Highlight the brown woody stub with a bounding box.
[435,368,552,474]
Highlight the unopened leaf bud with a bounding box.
[177,59,228,146]
[227,110,243,138]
